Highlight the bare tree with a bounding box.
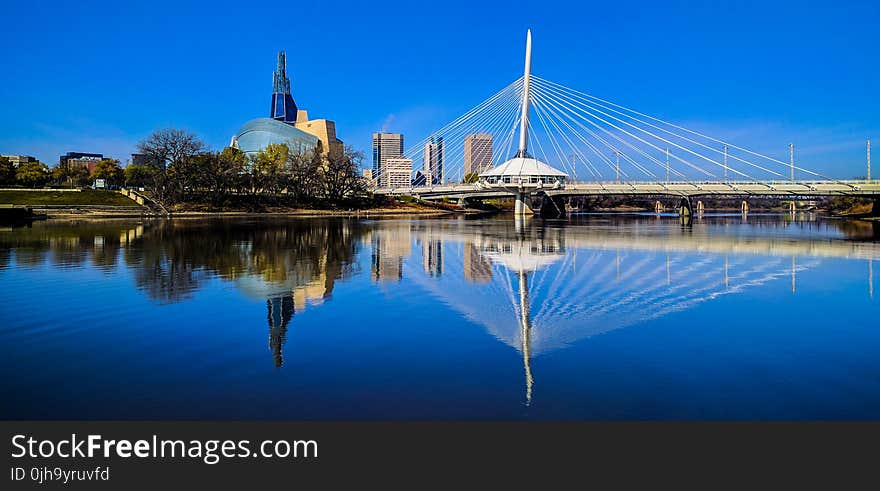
[320,145,366,205]
[136,128,204,204]
[137,128,204,169]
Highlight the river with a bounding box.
[1,214,878,419]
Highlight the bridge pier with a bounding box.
[678,197,693,217]
[696,200,705,215]
[539,195,566,219]
[871,197,880,218]
[788,201,796,214]
[741,200,750,214]
[654,201,664,214]
[514,192,534,216]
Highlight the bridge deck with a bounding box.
[374,180,880,199]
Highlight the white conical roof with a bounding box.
[479,157,568,178]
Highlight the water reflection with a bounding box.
[1,215,878,397]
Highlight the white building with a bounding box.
[381,158,413,188]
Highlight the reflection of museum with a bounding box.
[5,217,878,402]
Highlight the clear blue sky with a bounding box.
[2,0,877,177]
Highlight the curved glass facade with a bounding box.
[233,118,318,155]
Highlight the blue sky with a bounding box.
[1,0,877,177]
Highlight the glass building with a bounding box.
[231,118,319,156]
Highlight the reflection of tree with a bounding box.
[128,219,364,304]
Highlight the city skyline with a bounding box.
[1,1,879,177]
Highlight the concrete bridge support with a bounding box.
[678,197,693,217]
[654,201,664,214]
[788,201,796,214]
[514,192,534,216]
[539,195,566,218]
[696,200,705,215]
[741,200,750,214]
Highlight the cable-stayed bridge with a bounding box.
[371,30,880,218]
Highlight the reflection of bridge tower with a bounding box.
[480,227,566,405]
[267,295,294,368]
[517,269,534,405]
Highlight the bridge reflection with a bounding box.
[391,216,878,404]
[1,216,876,384]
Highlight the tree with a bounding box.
[463,172,480,183]
[137,128,205,169]
[286,142,323,204]
[0,157,15,185]
[192,149,248,206]
[16,161,50,188]
[124,164,154,188]
[251,143,290,196]
[319,145,366,205]
[91,159,124,187]
[136,128,205,204]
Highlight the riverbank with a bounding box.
[0,189,139,207]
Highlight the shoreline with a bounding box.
[36,206,460,219]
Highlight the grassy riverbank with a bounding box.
[0,190,140,207]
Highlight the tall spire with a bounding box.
[270,51,298,123]
[516,30,533,158]
[273,51,291,94]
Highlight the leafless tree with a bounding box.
[320,145,366,204]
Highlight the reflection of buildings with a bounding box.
[398,218,860,406]
[421,238,442,277]
[371,222,411,282]
[463,242,493,283]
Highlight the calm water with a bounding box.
[1,214,879,420]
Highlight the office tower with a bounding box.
[372,133,404,182]
[423,136,444,184]
[381,158,413,188]
[464,133,493,176]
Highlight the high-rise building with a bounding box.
[372,133,404,182]
[464,133,493,176]
[380,158,413,188]
[423,136,444,184]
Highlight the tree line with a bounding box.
[2,127,368,209]
[127,128,367,208]
[0,156,124,188]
